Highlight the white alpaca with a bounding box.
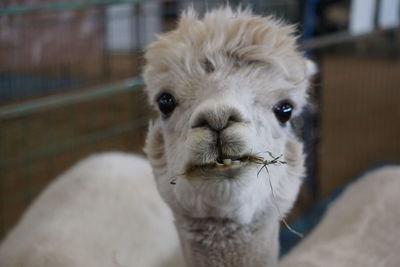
[0,8,312,267]
[281,165,400,267]
[0,153,184,267]
[143,7,314,267]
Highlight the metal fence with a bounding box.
[0,79,151,237]
[0,0,154,237]
[1,0,400,240]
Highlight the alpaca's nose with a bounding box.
[191,105,245,132]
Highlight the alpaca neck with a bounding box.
[175,214,279,267]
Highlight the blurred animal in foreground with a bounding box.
[281,165,400,267]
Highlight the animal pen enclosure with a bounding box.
[1,0,400,242]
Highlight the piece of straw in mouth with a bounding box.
[255,152,304,238]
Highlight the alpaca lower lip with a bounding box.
[183,163,248,180]
[184,155,262,175]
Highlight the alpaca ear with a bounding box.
[306,59,317,78]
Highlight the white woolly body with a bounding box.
[281,166,400,267]
[0,153,184,267]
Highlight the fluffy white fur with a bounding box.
[0,153,184,267]
[281,166,400,267]
[144,6,312,226]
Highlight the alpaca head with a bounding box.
[144,8,315,225]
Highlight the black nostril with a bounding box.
[228,115,240,123]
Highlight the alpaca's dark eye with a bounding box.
[157,93,177,118]
[273,101,293,124]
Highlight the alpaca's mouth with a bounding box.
[184,155,263,177]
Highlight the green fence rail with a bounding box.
[0,119,149,168]
[0,77,143,119]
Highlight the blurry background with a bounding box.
[0,0,399,251]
